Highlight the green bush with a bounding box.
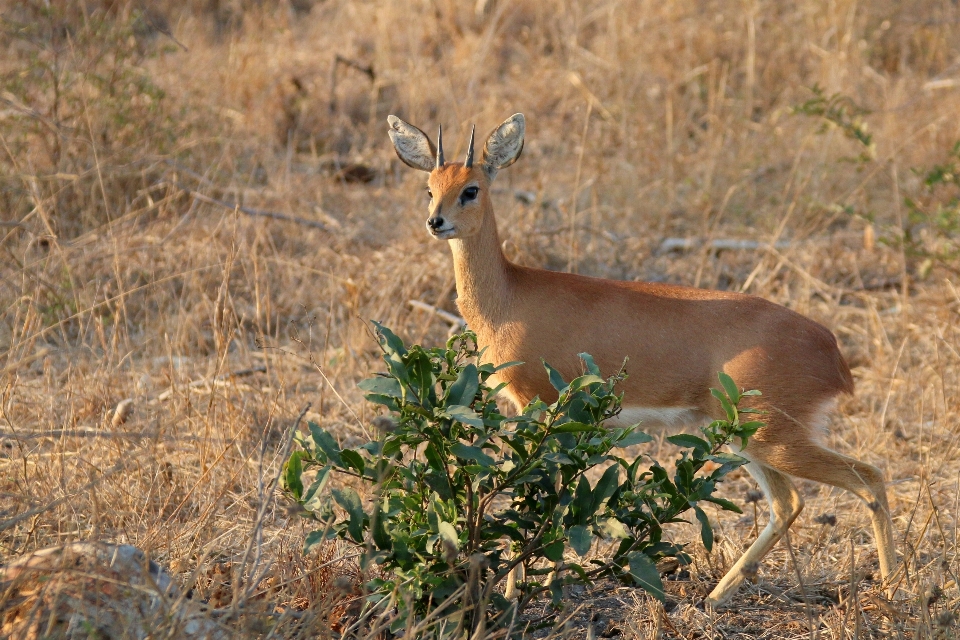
[792,83,875,160]
[896,142,960,277]
[283,324,762,636]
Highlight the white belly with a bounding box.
[605,406,707,430]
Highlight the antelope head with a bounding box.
[387,113,525,240]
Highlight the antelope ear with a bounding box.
[480,113,525,181]
[387,115,437,172]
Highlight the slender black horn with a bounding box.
[436,125,444,168]
[464,125,476,168]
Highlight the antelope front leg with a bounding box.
[706,462,803,607]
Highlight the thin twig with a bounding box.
[135,1,189,51]
[329,54,375,113]
[281,327,368,436]
[784,529,819,640]
[157,365,266,402]
[174,184,331,231]
[658,237,791,254]
[408,299,466,337]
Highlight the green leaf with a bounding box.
[704,496,742,514]
[309,423,343,467]
[566,562,589,581]
[592,464,621,512]
[407,350,436,406]
[549,580,564,605]
[357,376,403,398]
[569,524,592,557]
[572,476,595,523]
[450,442,495,468]
[372,321,407,357]
[737,421,765,444]
[485,381,511,400]
[493,360,524,373]
[445,404,484,428]
[552,422,596,433]
[694,506,714,552]
[282,450,306,500]
[372,502,391,551]
[332,487,365,543]
[707,452,748,476]
[362,394,400,412]
[628,553,665,602]
[542,360,568,392]
[302,465,331,511]
[502,437,529,461]
[599,518,629,539]
[304,529,327,554]
[427,497,440,533]
[666,434,710,456]
[718,371,740,404]
[424,471,454,500]
[437,521,459,553]
[578,352,601,376]
[340,449,366,475]
[616,430,653,447]
[423,442,446,473]
[381,437,403,458]
[569,374,606,389]
[710,387,736,421]
[552,432,577,451]
[544,451,575,465]
[543,540,565,561]
[447,363,479,406]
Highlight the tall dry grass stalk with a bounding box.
[1,0,959,636]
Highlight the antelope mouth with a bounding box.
[428,226,457,240]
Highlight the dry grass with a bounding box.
[1,0,959,637]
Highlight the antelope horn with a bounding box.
[436,125,445,168]
[464,125,476,168]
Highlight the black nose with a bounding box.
[427,216,445,230]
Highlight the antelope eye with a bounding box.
[426,188,433,200]
[461,186,479,202]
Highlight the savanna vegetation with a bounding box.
[1,1,959,637]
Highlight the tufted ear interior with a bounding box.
[387,115,436,172]
[480,113,525,181]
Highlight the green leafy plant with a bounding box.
[792,84,875,160]
[283,325,762,636]
[888,141,960,277]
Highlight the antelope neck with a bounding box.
[448,206,513,333]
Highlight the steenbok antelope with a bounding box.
[387,113,897,606]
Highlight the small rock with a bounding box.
[112,398,134,427]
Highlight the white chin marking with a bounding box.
[606,406,704,429]
[431,229,456,240]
